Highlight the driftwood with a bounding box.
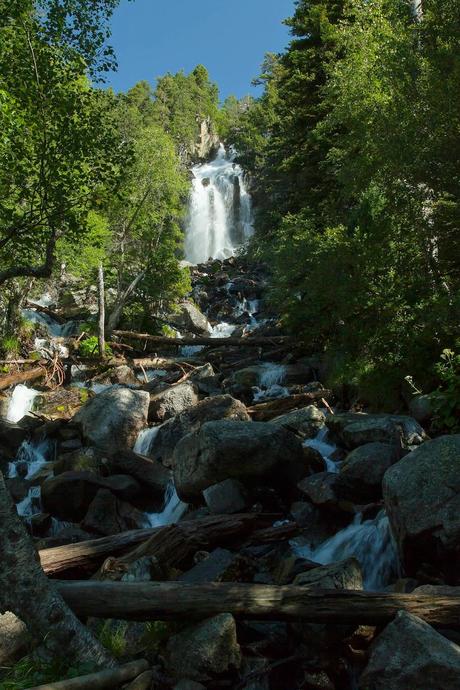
[247,391,332,421]
[0,365,45,390]
[27,659,149,690]
[113,329,293,348]
[56,582,460,627]
[40,513,273,577]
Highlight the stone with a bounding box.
[54,446,104,475]
[73,387,150,452]
[294,558,364,590]
[383,435,460,581]
[149,383,199,423]
[178,548,241,584]
[290,501,316,527]
[270,405,325,438]
[41,471,141,521]
[108,364,139,385]
[174,420,306,502]
[124,671,155,690]
[108,448,170,501]
[81,489,147,535]
[409,394,433,424]
[168,301,211,335]
[0,613,29,664]
[326,412,426,450]
[150,394,250,467]
[203,479,247,514]
[174,681,206,690]
[0,419,33,456]
[359,611,460,690]
[297,472,342,509]
[338,442,401,502]
[166,613,241,681]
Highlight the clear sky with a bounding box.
[106,0,295,100]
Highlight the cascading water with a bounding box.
[134,426,159,456]
[6,384,39,423]
[252,363,289,402]
[304,427,340,473]
[144,480,187,528]
[184,144,254,264]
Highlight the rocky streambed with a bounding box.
[1,257,460,690]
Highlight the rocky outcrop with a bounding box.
[73,387,149,453]
[326,413,426,450]
[148,383,199,423]
[149,394,250,467]
[359,611,460,690]
[173,420,306,502]
[383,435,460,581]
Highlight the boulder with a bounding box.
[0,613,29,664]
[108,448,170,501]
[41,471,141,521]
[149,383,199,423]
[174,682,206,690]
[149,395,250,467]
[294,558,364,590]
[203,479,248,514]
[326,413,426,450]
[168,301,211,335]
[297,472,342,509]
[270,405,325,438]
[82,489,147,535]
[178,548,244,584]
[359,611,460,690]
[383,435,460,581]
[174,420,306,502]
[54,446,104,475]
[409,394,433,424]
[73,387,149,452]
[338,442,401,502]
[166,613,241,681]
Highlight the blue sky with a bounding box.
[106,0,295,100]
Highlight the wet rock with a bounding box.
[166,613,241,681]
[290,501,317,527]
[271,405,325,438]
[41,470,141,521]
[409,394,433,424]
[294,557,364,590]
[338,442,401,502]
[174,420,306,502]
[168,301,212,335]
[383,435,460,581]
[108,448,170,501]
[203,479,247,514]
[149,382,199,423]
[30,512,52,537]
[298,472,342,509]
[359,611,460,690]
[0,419,34,455]
[187,363,221,395]
[178,548,245,584]
[150,394,250,467]
[326,413,426,450]
[0,613,29,664]
[73,387,149,452]
[82,489,146,535]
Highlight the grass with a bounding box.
[0,656,97,689]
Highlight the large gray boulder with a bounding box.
[73,387,149,452]
[173,420,306,502]
[359,611,460,690]
[0,613,29,664]
[166,613,241,681]
[108,448,170,500]
[168,301,211,335]
[326,413,426,450]
[150,395,250,467]
[383,435,460,580]
[149,382,199,423]
[338,442,401,502]
[294,558,363,590]
[270,405,325,438]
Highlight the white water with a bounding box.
[134,426,159,456]
[6,385,39,423]
[304,427,339,473]
[8,438,51,480]
[144,480,187,528]
[184,144,254,264]
[252,363,289,402]
[296,510,398,590]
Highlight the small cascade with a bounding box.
[6,385,39,423]
[9,438,52,480]
[304,427,339,473]
[252,363,289,402]
[144,480,187,528]
[185,145,254,264]
[134,426,159,456]
[16,486,42,518]
[296,510,399,590]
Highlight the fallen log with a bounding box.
[56,582,460,627]
[40,513,275,577]
[247,390,332,421]
[27,659,149,690]
[0,365,45,390]
[113,329,293,348]
[25,299,66,324]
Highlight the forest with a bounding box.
[1,1,460,689]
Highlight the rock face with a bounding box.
[149,383,199,423]
[173,420,306,502]
[270,405,325,438]
[166,613,241,681]
[326,413,426,450]
[168,301,211,335]
[338,442,401,502]
[383,435,460,580]
[150,395,250,467]
[359,611,460,690]
[73,387,149,452]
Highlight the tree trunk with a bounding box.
[113,330,294,348]
[57,581,460,627]
[410,0,422,21]
[247,391,332,421]
[0,472,114,666]
[106,271,145,338]
[98,263,105,359]
[0,365,45,391]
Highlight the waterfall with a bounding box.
[252,363,289,402]
[6,385,39,423]
[144,480,188,528]
[184,144,254,264]
[304,427,339,473]
[134,426,159,455]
